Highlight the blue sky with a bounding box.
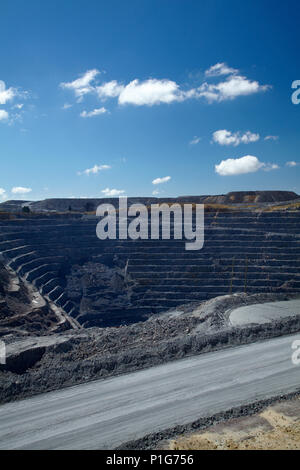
[0,0,300,201]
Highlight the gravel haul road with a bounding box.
[0,333,299,449]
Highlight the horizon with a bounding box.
[2,189,300,206]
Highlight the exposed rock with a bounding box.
[0,292,299,403]
[0,262,62,336]
[0,335,73,374]
[0,209,299,328]
[0,199,299,404]
[1,191,299,213]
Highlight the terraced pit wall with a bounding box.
[0,210,299,328]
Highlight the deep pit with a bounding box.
[0,191,299,403]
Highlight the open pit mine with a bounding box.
[0,190,299,449]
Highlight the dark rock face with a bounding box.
[0,210,299,329]
[0,346,46,374]
[0,200,30,213]
[66,261,137,326]
[0,262,61,336]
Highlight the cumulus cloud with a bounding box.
[11,186,32,194]
[118,79,184,106]
[78,164,111,175]
[0,81,28,120]
[60,64,269,110]
[152,176,171,185]
[96,80,125,99]
[215,155,275,176]
[198,75,269,102]
[212,129,260,146]
[60,69,100,101]
[205,62,238,77]
[0,80,29,126]
[189,136,201,145]
[0,188,7,201]
[0,80,16,105]
[116,69,268,105]
[101,188,125,197]
[265,135,279,141]
[80,107,107,118]
[286,161,298,167]
[0,110,9,121]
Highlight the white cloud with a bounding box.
[198,75,269,102]
[62,103,72,109]
[152,190,161,195]
[286,161,298,167]
[0,81,29,126]
[265,135,279,141]
[189,136,201,145]
[212,129,260,146]
[117,70,269,105]
[0,81,28,111]
[152,176,171,185]
[78,164,111,175]
[60,64,269,110]
[11,186,32,194]
[215,155,265,176]
[263,163,279,171]
[80,107,107,118]
[0,109,9,121]
[118,79,183,106]
[0,188,7,201]
[96,80,125,99]
[101,188,125,197]
[0,80,16,105]
[60,69,100,101]
[205,62,238,77]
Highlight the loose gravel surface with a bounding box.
[0,333,299,450]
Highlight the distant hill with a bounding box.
[0,191,299,213]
